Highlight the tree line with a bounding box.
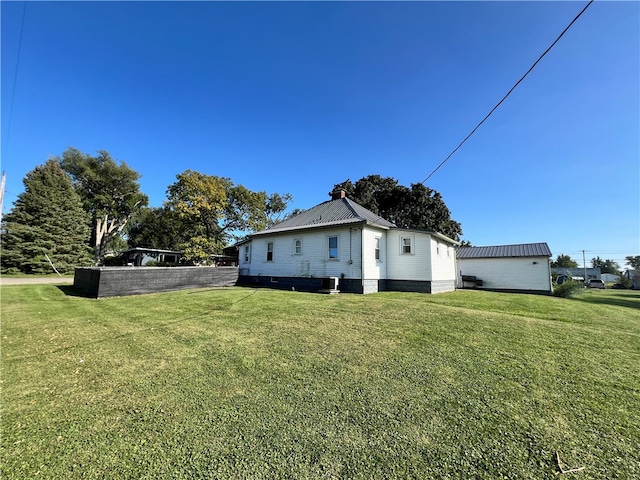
[1,148,465,274]
[551,254,640,274]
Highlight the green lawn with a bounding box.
[1,285,639,479]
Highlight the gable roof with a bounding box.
[457,242,552,259]
[253,197,395,236]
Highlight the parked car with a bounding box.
[586,279,605,289]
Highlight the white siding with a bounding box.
[245,226,363,279]
[386,230,432,281]
[362,227,387,280]
[430,238,457,281]
[458,257,552,292]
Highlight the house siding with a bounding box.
[243,226,363,280]
[458,257,552,293]
[430,239,457,281]
[237,201,459,295]
[362,226,387,283]
[386,230,432,281]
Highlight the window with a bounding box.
[328,236,338,259]
[436,244,440,255]
[244,245,250,263]
[267,242,274,261]
[402,237,412,255]
[294,239,302,255]
[375,237,381,261]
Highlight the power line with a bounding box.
[2,1,28,162]
[420,0,594,185]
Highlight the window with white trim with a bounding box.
[401,237,412,255]
[267,242,274,261]
[328,236,338,259]
[375,237,381,261]
[244,245,250,263]
[294,239,302,255]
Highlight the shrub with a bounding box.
[553,280,585,298]
[618,273,633,289]
[103,255,126,266]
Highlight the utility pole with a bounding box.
[0,172,5,224]
[583,249,587,283]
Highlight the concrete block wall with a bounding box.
[74,266,239,298]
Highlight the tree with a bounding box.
[166,170,291,264]
[59,148,148,265]
[1,160,92,274]
[333,175,462,240]
[550,254,579,268]
[625,255,640,270]
[591,256,620,275]
[127,206,193,251]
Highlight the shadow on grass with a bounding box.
[56,285,92,298]
[574,290,640,310]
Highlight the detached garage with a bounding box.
[457,243,553,294]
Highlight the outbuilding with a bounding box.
[457,243,553,294]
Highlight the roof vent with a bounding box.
[330,188,346,200]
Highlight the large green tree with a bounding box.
[1,159,93,274]
[625,255,640,270]
[333,176,463,240]
[550,254,579,268]
[591,256,620,275]
[166,170,291,264]
[59,148,148,265]
[127,206,193,251]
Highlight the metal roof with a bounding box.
[457,243,552,259]
[253,197,395,236]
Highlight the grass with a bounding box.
[1,285,639,479]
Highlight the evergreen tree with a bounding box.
[1,160,93,274]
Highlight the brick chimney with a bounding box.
[330,188,346,200]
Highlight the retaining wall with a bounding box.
[73,266,239,298]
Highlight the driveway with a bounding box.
[0,276,74,286]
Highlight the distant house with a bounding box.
[457,243,553,294]
[601,273,620,283]
[237,189,459,294]
[623,270,640,289]
[550,267,601,282]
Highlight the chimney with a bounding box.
[330,188,346,200]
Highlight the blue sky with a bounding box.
[2,1,638,267]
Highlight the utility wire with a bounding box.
[421,0,594,185]
[2,1,28,163]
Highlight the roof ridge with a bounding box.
[459,242,549,248]
[343,197,363,219]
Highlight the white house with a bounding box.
[237,189,459,294]
[457,243,553,294]
[623,270,640,289]
[601,273,620,283]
